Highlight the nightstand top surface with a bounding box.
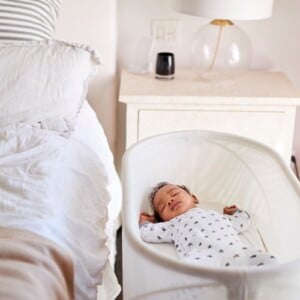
[120,69,300,105]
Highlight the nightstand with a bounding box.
[119,69,300,163]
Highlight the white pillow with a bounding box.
[0,40,101,127]
[0,0,61,41]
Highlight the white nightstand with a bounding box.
[119,69,300,163]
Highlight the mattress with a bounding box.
[0,100,122,300]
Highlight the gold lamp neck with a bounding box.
[210,19,234,26]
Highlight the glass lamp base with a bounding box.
[192,20,252,73]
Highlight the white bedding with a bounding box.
[0,101,122,300]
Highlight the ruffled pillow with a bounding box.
[0,40,101,127]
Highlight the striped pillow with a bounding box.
[0,0,60,41]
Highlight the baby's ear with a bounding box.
[192,194,199,204]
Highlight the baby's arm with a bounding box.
[227,209,251,233]
[139,213,172,243]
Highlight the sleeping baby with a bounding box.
[139,182,277,267]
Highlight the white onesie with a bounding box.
[140,208,276,267]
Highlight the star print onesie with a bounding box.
[140,208,277,267]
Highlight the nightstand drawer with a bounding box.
[138,107,294,158]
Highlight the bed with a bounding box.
[0,1,121,299]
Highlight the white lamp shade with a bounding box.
[174,0,274,20]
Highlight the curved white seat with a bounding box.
[122,130,300,300]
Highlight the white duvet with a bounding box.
[0,102,122,300]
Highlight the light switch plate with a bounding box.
[151,18,182,47]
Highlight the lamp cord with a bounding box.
[208,25,223,72]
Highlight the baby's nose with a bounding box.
[168,197,174,205]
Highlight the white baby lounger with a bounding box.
[122,130,300,300]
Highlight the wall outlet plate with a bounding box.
[151,18,182,47]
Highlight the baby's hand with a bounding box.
[139,212,156,225]
[223,205,238,215]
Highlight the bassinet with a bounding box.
[122,130,300,300]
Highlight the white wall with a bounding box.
[117,0,300,170]
[55,0,117,152]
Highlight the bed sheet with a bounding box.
[0,100,122,300]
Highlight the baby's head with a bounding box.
[149,182,199,222]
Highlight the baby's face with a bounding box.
[153,184,197,221]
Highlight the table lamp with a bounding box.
[174,0,274,74]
